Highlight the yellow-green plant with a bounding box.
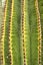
[0,0,43,65]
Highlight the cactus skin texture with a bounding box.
[0,0,43,65]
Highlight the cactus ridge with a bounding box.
[21,0,27,65]
[35,0,42,64]
[0,0,8,65]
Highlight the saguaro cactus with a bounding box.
[0,0,43,65]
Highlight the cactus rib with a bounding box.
[8,0,13,65]
[0,0,8,65]
[35,0,42,64]
[9,0,14,65]
[21,0,27,65]
[3,0,13,65]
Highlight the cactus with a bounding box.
[0,0,43,65]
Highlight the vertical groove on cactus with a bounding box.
[35,0,42,65]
